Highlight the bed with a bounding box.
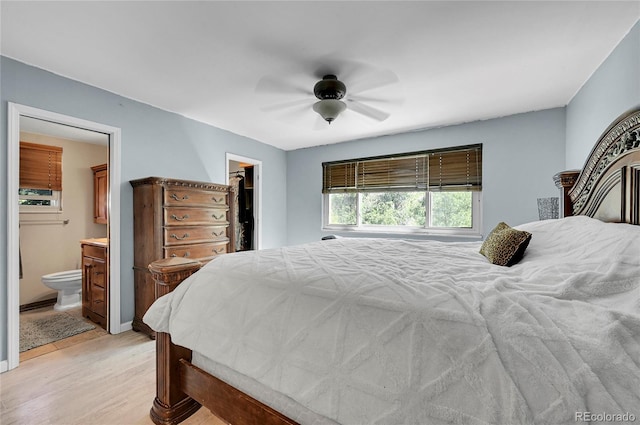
[143,106,640,425]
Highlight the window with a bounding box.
[322,144,482,236]
[19,142,63,212]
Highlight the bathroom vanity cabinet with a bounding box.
[81,238,109,331]
[130,177,235,338]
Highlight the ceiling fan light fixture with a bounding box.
[313,75,347,124]
[313,99,347,124]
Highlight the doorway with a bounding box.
[226,153,262,251]
[6,103,122,371]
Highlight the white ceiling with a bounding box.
[2,1,639,151]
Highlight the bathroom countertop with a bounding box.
[80,238,108,248]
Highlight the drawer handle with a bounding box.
[212,248,225,254]
[94,271,104,276]
[212,230,225,237]
[170,233,190,240]
[212,213,225,220]
[170,193,189,201]
[171,214,189,221]
[171,252,190,258]
[212,196,224,203]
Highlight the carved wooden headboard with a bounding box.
[554,106,640,225]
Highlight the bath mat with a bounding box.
[20,311,95,352]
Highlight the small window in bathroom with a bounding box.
[19,142,63,213]
[19,188,62,211]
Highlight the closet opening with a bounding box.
[226,153,261,251]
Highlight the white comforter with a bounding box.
[144,216,640,425]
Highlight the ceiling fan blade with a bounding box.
[255,75,311,96]
[265,104,319,128]
[347,99,391,122]
[310,57,365,80]
[349,93,404,107]
[347,68,399,94]
[261,98,313,113]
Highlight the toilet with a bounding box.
[41,269,82,311]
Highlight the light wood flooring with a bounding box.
[19,306,108,362]
[1,329,226,425]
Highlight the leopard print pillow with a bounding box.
[480,222,532,266]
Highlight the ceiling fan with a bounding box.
[312,74,347,124]
[256,61,402,127]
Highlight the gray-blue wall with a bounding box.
[286,108,566,246]
[566,20,640,169]
[0,57,287,361]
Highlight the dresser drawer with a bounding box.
[164,226,228,246]
[164,242,228,261]
[165,207,229,226]
[164,187,228,208]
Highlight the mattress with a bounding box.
[191,351,338,424]
[144,216,640,425]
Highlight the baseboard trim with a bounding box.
[118,321,133,333]
[1,360,8,373]
[19,298,57,313]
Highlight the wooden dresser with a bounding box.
[130,177,236,338]
[81,238,109,331]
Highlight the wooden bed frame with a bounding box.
[147,106,640,425]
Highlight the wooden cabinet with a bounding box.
[81,239,109,331]
[130,177,236,338]
[92,163,108,224]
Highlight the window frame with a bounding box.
[321,144,483,238]
[19,188,63,213]
[322,191,482,237]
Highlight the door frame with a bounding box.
[6,103,122,371]
[225,153,262,250]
